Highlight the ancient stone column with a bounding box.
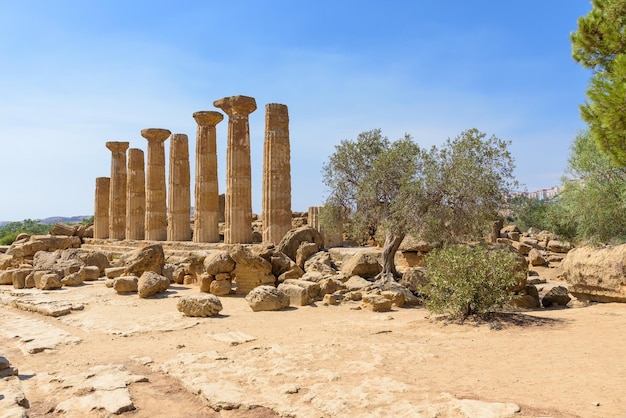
[93,177,110,239]
[167,133,192,241]
[105,141,129,240]
[262,103,292,244]
[192,111,224,242]
[141,128,171,241]
[308,206,343,248]
[213,95,257,244]
[126,148,145,240]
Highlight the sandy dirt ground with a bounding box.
[1,265,625,418]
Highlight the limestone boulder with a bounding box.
[277,283,312,306]
[340,251,382,278]
[563,244,626,303]
[113,276,139,293]
[0,253,14,269]
[362,294,393,312]
[137,271,169,298]
[245,285,290,312]
[399,268,428,293]
[11,269,31,289]
[203,251,235,275]
[511,284,540,309]
[318,277,347,296]
[303,251,336,275]
[210,278,232,296]
[344,275,372,291]
[542,285,571,307]
[296,242,320,268]
[511,241,532,256]
[381,289,405,307]
[528,248,546,266]
[0,269,15,285]
[34,272,62,290]
[230,245,275,294]
[61,269,85,286]
[82,265,101,281]
[283,278,321,300]
[547,240,572,254]
[33,249,83,275]
[122,244,165,276]
[277,226,324,262]
[77,251,110,274]
[6,235,81,259]
[177,294,223,317]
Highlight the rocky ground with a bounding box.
[1,264,626,418]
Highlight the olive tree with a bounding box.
[322,128,517,278]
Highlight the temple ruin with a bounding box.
[93,96,322,246]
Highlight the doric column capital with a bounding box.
[105,141,129,153]
[141,128,171,142]
[193,111,224,127]
[213,95,257,116]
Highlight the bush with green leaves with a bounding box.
[0,219,53,245]
[419,245,526,319]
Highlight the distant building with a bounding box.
[512,185,562,201]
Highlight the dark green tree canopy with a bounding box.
[572,0,626,166]
[571,0,626,71]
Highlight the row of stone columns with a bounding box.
[94,96,292,245]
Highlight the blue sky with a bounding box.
[0,1,591,221]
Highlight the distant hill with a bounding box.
[0,215,92,227]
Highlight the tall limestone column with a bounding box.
[93,177,110,239]
[105,141,129,240]
[213,95,257,244]
[126,148,145,240]
[262,103,292,244]
[168,133,192,241]
[192,111,224,242]
[141,128,171,241]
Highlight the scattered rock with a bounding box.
[277,226,324,262]
[203,251,235,275]
[542,285,571,307]
[344,275,372,291]
[137,271,169,298]
[245,285,290,312]
[122,244,165,276]
[362,294,393,312]
[177,294,223,317]
[278,283,312,306]
[528,248,546,266]
[563,244,626,303]
[209,278,232,296]
[340,251,382,278]
[230,245,275,294]
[113,276,139,293]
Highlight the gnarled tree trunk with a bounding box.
[381,231,405,278]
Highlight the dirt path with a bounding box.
[1,268,625,417]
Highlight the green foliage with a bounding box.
[571,0,626,71]
[418,129,518,243]
[322,128,517,276]
[0,219,52,245]
[80,216,94,225]
[534,130,626,243]
[572,0,626,166]
[419,245,526,319]
[581,55,626,166]
[509,196,553,232]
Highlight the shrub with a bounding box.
[419,245,526,319]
